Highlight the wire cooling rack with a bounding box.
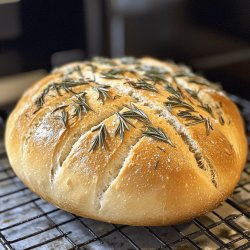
[0,95,250,250]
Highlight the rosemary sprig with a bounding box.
[178,110,213,135]
[204,117,213,135]
[175,71,217,85]
[86,63,97,73]
[93,85,111,103]
[122,103,149,122]
[165,96,195,111]
[165,85,182,98]
[143,126,175,147]
[184,115,206,126]
[61,78,88,90]
[198,103,214,117]
[185,88,200,101]
[187,76,211,86]
[72,92,92,117]
[217,112,225,125]
[100,69,124,79]
[34,78,88,113]
[101,68,136,79]
[51,104,69,114]
[64,65,84,79]
[93,57,117,66]
[144,72,167,82]
[54,109,68,128]
[137,65,168,75]
[72,105,82,118]
[176,73,222,90]
[126,79,158,93]
[115,112,135,141]
[177,110,197,118]
[89,124,108,152]
[74,65,84,78]
[138,65,169,83]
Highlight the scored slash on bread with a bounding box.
[5,57,247,226]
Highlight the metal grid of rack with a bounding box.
[0,95,249,250]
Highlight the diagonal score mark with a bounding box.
[105,79,218,188]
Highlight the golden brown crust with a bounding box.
[5,56,248,226]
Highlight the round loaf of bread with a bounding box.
[5,57,247,226]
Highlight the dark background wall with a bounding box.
[0,0,249,99]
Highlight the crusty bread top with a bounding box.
[5,57,248,225]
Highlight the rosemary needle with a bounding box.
[89,124,108,152]
[143,126,175,147]
[54,109,68,128]
[122,103,149,122]
[93,85,111,103]
[126,79,158,93]
[115,112,135,141]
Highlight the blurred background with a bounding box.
[1,1,250,248]
[0,0,249,113]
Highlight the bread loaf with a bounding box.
[5,57,247,226]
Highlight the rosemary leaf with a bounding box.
[143,126,175,147]
[182,112,213,135]
[100,69,124,79]
[185,118,204,126]
[137,65,169,75]
[138,65,169,83]
[204,117,213,135]
[174,72,221,89]
[61,78,88,92]
[218,112,225,125]
[126,79,158,93]
[165,96,194,111]
[51,83,62,96]
[185,76,211,86]
[185,88,200,101]
[51,104,69,114]
[144,73,167,83]
[122,103,149,122]
[177,110,197,118]
[115,112,135,141]
[54,109,68,128]
[93,85,111,103]
[72,92,93,117]
[190,77,222,90]
[198,103,214,117]
[86,63,97,73]
[165,85,182,98]
[74,65,84,78]
[34,78,89,112]
[89,124,108,152]
[72,105,82,118]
